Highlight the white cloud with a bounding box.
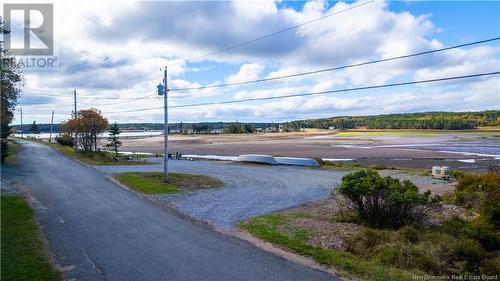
[231,0,278,21]
[414,46,500,81]
[8,0,499,124]
[166,77,499,122]
[226,63,266,84]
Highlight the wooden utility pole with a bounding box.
[49,110,54,143]
[157,67,169,182]
[73,89,77,149]
[163,67,169,182]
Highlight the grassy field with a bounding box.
[114,172,223,194]
[335,129,500,137]
[1,196,62,281]
[43,141,151,166]
[239,215,415,281]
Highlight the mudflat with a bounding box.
[118,129,500,171]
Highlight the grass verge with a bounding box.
[4,140,19,165]
[1,196,62,281]
[113,172,223,194]
[239,214,416,281]
[42,141,151,166]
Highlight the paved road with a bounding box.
[3,141,338,281]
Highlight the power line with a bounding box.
[187,0,375,62]
[24,37,499,101]
[103,71,500,113]
[23,91,73,98]
[23,91,157,100]
[104,94,158,105]
[171,37,500,91]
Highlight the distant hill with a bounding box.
[13,111,499,133]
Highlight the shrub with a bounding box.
[480,257,500,275]
[374,246,401,266]
[453,173,500,210]
[398,226,419,243]
[338,169,440,229]
[453,239,485,264]
[55,134,73,147]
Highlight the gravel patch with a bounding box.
[96,160,456,229]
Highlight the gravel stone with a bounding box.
[96,160,456,228]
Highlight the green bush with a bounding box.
[452,173,500,211]
[484,201,500,229]
[454,239,485,264]
[55,134,73,147]
[345,224,497,275]
[479,257,500,275]
[338,169,440,229]
[398,226,419,243]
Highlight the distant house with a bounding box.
[328,126,335,130]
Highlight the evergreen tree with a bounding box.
[105,123,122,159]
[30,121,41,135]
[1,20,23,162]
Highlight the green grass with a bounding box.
[335,129,500,137]
[4,140,19,165]
[336,130,441,137]
[1,196,62,281]
[43,142,151,166]
[114,172,223,194]
[239,214,418,281]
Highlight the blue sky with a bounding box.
[7,0,500,124]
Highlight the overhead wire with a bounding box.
[170,37,500,91]
[102,71,500,113]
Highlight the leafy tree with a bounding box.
[61,108,108,152]
[1,20,23,162]
[223,122,255,134]
[338,169,440,229]
[223,123,241,134]
[30,121,41,135]
[105,123,122,159]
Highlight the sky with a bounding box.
[4,0,500,125]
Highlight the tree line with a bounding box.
[283,111,500,131]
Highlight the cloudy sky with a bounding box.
[5,0,500,124]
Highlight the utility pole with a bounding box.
[73,89,77,118]
[163,67,169,182]
[20,107,23,138]
[157,67,169,182]
[49,110,54,143]
[73,89,77,149]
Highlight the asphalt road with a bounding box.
[4,141,339,281]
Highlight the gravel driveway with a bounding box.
[96,159,453,228]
